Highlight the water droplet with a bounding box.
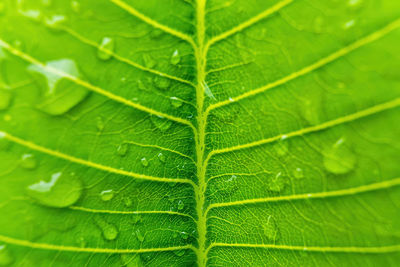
[0,244,13,266]
[140,157,148,167]
[76,236,86,248]
[323,138,356,174]
[137,79,147,91]
[293,167,304,179]
[121,254,143,267]
[18,5,41,21]
[71,0,80,13]
[173,250,185,257]
[348,0,364,9]
[150,28,163,39]
[94,216,118,241]
[273,136,289,156]
[268,172,286,192]
[153,75,170,90]
[20,154,37,169]
[179,231,189,240]
[116,143,128,157]
[142,54,156,68]
[28,59,89,115]
[177,200,184,210]
[169,96,182,108]
[0,90,12,111]
[343,19,355,29]
[44,15,67,29]
[203,81,216,100]
[0,132,9,150]
[151,115,172,132]
[157,152,166,163]
[313,16,324,33]
[263,215,279,241]
[170,49,180,65]
[100,189,114,201]
[301,99,319,125]
[123,197,132,207]
[97,37,114,61]
[216,175,238,197]
[228,97,235,102]
[96,116,104,131]
[27,172,82,208]
[135,228,144,242]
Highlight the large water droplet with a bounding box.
[27,172,82,208]
[153,75,170,90]
[268,172,286,192]
[140,157,149,167]
[273,136,289,156]
[20,154,38,170]
[323,138,356,174]
[116,143,128,157]
[0,244,13,266]
[135,228,144,242]
[169,96,182,108]
[94,216,118,241]
[142,54,156,68]
[100,189,114,201]
[0,90,12,111]
[28,59,89,115]
[97,37,114,61]
[263,215,279,241]
[151,115,172,131]
[170,49,180,65]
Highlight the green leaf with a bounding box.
[0,0,400,266]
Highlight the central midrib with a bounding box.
[194,0,208,266]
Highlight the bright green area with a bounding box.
[0,0,400,266]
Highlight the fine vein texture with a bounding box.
[0,0,400,266]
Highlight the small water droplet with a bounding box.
[150,28,163,39]
[263,215,279,241]
[20,154,37,169]
[157,152,166,163]
[0,244,13,266]
[203,81,216,100]
[116,143,128,157]
[135,228,144,242]
[228,97,235,102]
[71,0,80,13]
[28,59,89,115]
[323,138,356,174]
[170,49,180,65]
[142,54,156,68]
[177,200,184,210]
[293,167,304,179]
[348,0,364,9]
[268,172,286,192]
[153,75,170,90]
[140,157,149,167]
[301,99,319,125]
[96,116,104,131]
[0,90,12,111]
[173,249,185,257]
[216,175,238,197]
[27,172,82,208]
[17,2,41,21]
[100,189,114,201]
[273,137,289,156]
[97,37,114,61]
[151,115,172,132]
[44,15,67,29]
[169,96,182,108]
[123,197,132,207]
[94,216,118,241]
[0,132,9,150]
[343,19,355,29]
[179,231,189,240]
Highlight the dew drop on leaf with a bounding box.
[170,49,180,65]
[323,138,356,174]
[348,0,364,9]
[153,75,170,90]
[179,231,189,240]
[169,96,182,108]
[177,200,184,210]
[135,228,144,242]
[151,115,172,131]
[140,157,149,167]
[27,171,82,208]
[292,167,304,179]
[116,143,128,157]
[28,59,89,116]
[301,99,319,125]
[97,37,114,61]
[268,172,286,192]
[142,54,156,68]
[263,215,279,241]
[44,15,67,29]
[0,244,13,266]
[100,189,114,201]
[96,116,104,131]
[273,136,289,156]
[173,250,185,257]
[0,131,9,150]
[157,152,166,163]
[20,154,37,170]
[0,90,12,111]
[342,19,355,29]
[94,216,118,241]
